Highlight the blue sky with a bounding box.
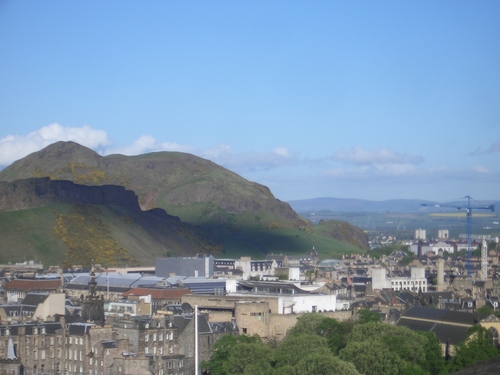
[1,1,499,202]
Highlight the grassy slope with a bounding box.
[0,202,213,267]
[0,142,369,264]
[0,204,69,265]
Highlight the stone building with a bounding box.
[0,304,237,375]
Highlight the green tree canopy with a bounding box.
[222,342,275,375]
[448,325,500,373]
[339,339,407,375]
[274,334,331,368]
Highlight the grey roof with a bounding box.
[396,317,469,346]
[65,272,164,290]
[21,293,50,306]
[209,321,238,334]
[402,306,487,326]
[67,323,95,336]
[173,314,211,335]
[396,306,491,346]
[101,340,117,349]
[318,259,345,268]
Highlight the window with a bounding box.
[50,337,54,345]
[106,349,110,356]
[145,333,149,342]
[153,333,157,341]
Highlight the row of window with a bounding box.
[145,332,174,341]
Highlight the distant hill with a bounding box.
[288,197,500,213]
[0,142,370,266]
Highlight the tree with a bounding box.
[288,313,353,354]
[222,342,275,374]
[448,325,500,372]
[339,339,407,375]
[417,332,446,375]
[201,334,262,375]
[274,334,330,369]
[294,353,361,375]
[356,308,382,324]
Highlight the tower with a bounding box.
[81,262,105,325]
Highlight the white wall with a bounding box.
[277,294,336,314]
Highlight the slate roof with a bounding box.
[209,321,238,334]
[173,314,211,335]
[396,306,490,345]
[21,293,50,306]
[164,304,193,314]
[65,273,164,291]
[396,318,469,345]
[67,323,95,336]
[402,306,488,326]
[100,340,117,349]
[3,322,63,336]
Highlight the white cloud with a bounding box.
[0,123,110,167]
[205,146,299,171]
[320,146,423,181]
[274,147,290,157]
[333,146,424,165]
[472,165,490,174]
[105,135,193,156]
[0,124,299,174]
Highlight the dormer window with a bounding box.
[33,328,38,335]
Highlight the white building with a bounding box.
[372,267,427,292]
[415,229,426,240]
[438,230,449,240]
[429,241,455,255]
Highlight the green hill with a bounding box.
[0,141,369,265]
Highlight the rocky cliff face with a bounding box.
[0,177,141,212]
